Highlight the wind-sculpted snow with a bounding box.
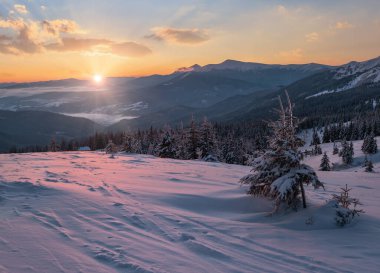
[0,149,379,272]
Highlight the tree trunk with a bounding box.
[300,181,307,208]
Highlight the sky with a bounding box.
[0,0,379,82]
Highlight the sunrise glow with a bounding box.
[93,74,103,84]
[0,1,379,82]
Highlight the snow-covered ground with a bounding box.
[0,139,379,272]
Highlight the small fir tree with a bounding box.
[105,140,118,157]
[158,130,176,158]
[49,138,58,152]
[340,140,354,164]
[320,152,331,171]
[333,142,339,155]
[240,91,323,211]
[322,126,330,143]
[313,143,322,155]
[362,133,378,154]
[332,184,364,226]
[364,157,374,172]
[185,117,201,160]
[199,117,218,160]
[310,128,321,146]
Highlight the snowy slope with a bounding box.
[307,56,380,99]
[0,147,379,272]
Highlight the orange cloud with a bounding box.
[46,38,112,52]
[306,32,319,42]
[0,17,151,57]
[42,19,80,36]
[110,42,152,57]
[334,21,354,30]
[14,4,28,14]
[147,27,210,44]
[0,18,43,54]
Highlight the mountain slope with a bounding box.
[0,59,332,127]
[0,110,102,151]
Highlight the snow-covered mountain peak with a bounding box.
[306,56,380,99]
[175,64,202,73]
[176,60,330,73]
[334,56,380,79]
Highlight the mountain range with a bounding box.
[0,56,379,151]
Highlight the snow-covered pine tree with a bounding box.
[362,133,378,154]
[313,143,322,155]
[240,91,323,211]
[320,152,331,171]
[322,126,330,143]
[310,128,321,146]
[105,140,118,157]
[349,141,354,160]
[49,138,58,152]
[340,140,354,164]
[333,142,339,155]
[363,155,369,167]
[199,117,218,160]
[158,128,176,158]
[333,184,364,226]
[185,117,201,160]
[220,132,236,164]
[365,158,374,172]
[121,133,134,152]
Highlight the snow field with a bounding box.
[0,137,379,272]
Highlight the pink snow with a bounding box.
[0,142,379,272]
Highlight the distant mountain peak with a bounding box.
[175,64,202,73]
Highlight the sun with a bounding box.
[93,74,103,84]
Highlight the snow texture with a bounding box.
[0,140,379,272]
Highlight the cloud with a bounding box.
[146,27,210,44]
[46,38,151,57]
[306,32,319,42]
[0,18,43,54]
[46,38,112,52]
[0,17,151,57]
[14,4,28,14]
[334,21,354,30]
[275,5,303,19]
[42,19,80,36]
[110,42,152,57]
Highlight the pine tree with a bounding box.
[333,184,364,226]
[362,133,378,154]
[199,118,218,160]
[365,160,374,172]
[364,157,374,172]
[313,143,322,155]
[333,142,339,155]
[322,126,330,143]
[158,129,176,158]
[121,133,134,152]
[185,117,201,159]
[340,140,354,164]
[240,92,323,211]
[320,152,331,171]
[49,138,58,152]
[310,128,321,146]
[105,140,118,156]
